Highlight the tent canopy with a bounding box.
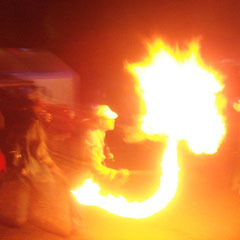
[0,48,80,105]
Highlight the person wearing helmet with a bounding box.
[79,105,129,185]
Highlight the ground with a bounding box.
[0,136,240,240]
[0,166,240,240]
[77,162,240,240]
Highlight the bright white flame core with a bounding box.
[72,39,226,219]
[128,41,225,154]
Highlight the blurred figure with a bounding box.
[0,86,74,235]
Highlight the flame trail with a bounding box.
[72,39,226,219]
[72,137,178,218]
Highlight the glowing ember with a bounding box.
[72,39,226,219]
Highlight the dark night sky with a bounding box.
[0,0,240,114]
[0,0,239,170]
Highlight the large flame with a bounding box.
[72,39,226,219]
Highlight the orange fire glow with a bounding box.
[71,39,226,219]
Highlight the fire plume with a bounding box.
[72,39,226,219]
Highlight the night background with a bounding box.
[0,0,239,170]
[0,0,240,108]
[0,1,240,240]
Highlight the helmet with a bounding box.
[92,105,118,119]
